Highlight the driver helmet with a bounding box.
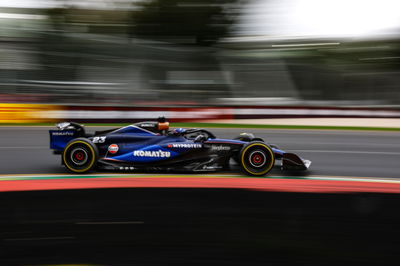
[158,122,170,131]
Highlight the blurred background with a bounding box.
[0,0,399,108]
[2,2,400,265]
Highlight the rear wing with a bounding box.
[49,122,86,152]
[49,130,79,152]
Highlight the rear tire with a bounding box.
[239,142,275,176]
[62,138,98,173]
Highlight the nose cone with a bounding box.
[282,153,311,170]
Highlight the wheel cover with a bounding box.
[71,148,89,166]
[63,140,96,173]
[249,150,267,168]
[241,143,274,176]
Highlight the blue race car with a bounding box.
[49,118,311,176]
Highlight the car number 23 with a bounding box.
[93,136,106,143]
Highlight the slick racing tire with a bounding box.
[239,142,275,176]
[62,138,98,173]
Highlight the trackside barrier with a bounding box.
[232,106,400,119]
[43,106,235,123]
[0,103,62,123]
[2,105,400,123]
[43,106,400,123]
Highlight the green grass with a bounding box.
[172,123,400,131]
[1,122,400,131]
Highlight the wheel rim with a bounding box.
[249,150,267,168]
[70,147,88,166]
[241,143,275,176]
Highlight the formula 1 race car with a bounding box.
[49,118,311,176]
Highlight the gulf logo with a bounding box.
[108,144,119,154]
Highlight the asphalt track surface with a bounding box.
[3,127,400,266]
[0,126,399,178]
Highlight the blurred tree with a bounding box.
[131,0,240,46]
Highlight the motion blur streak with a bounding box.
[2,2,400,266]
[0,0,399,108]
[3,189,400,265]
[0,103,60,123]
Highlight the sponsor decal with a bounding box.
[140,123,155,127]
[133,150,171,158]
[52,131,74,136]
[211,145,230,151]
[108,144,119,154]
[167,143,202,149]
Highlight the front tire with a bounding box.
[62,138,98,173]
[239,142,275,176]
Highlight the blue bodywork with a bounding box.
[50,122,310,172]
[100,126,208,163]
[50,130,79,151]
[51,125,286,163]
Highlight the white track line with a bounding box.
[307,175,400,183]
[290,149,400,155]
